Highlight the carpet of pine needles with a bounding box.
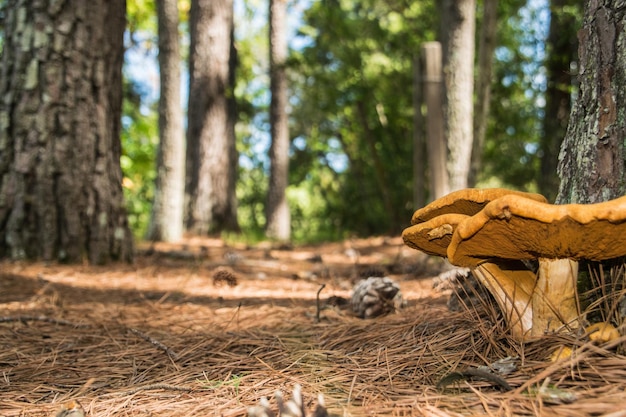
[2,237,626,417]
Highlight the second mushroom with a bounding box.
[403,188,626,341]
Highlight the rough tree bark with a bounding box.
[0,0,133,263]
[556,1,626,205]
[186,0,239,235]
[469,0,498,187]
[539,0,579,202]
[266,0,291,241]
[441,0,476,192]
[148,0,186,242]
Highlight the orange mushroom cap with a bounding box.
[448,194,626,267]
[411,188,548,225]
[402,213,470,258]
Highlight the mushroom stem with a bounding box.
[531,258,580,336]
[472,262,535,341]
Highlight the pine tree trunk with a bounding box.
[556,1,626,205]
[266,0,291,241]
[186,0,239,235]
[441,0,476,192]
[469,0,497,187]
[422,42,449,200]
[148,0,186,242]
[0,0,133,263]
[412,55,426,208]
[539,0,579,203]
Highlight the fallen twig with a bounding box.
[128,327,179,360]
[437,368,512,391]
[124,383,195,395]
[316,284,326,323]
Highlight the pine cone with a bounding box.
[247,385,329,417]
[247,397,276,417]
[350,276,403,319]
[212,267,239,287]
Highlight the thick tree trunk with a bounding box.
[0,0,132,263]
[556,1,626,205]
[186,0,239,235]
[266,0,291,241]
[441,0,476,192]
[148,0,186,242]
[469,0,497,187]
[539,0,579,203]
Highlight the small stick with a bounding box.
[223,302,242,330]
[316,284,326,323]
[347,373,357,404]
[437,368,512,391]
[128,328,179,360]
[124,383,194,395]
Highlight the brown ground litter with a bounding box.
[1,237,625,416]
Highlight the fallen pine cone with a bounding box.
[350,276,403,319]
[248,384,329,417]
[212,268,239,287]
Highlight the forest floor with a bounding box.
[2,236,626,417]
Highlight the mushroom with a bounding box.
[586,322,620,344]
[404,189,626,341]
[411,188,549,224]
[449,194,626,337]
[403,212,536,340]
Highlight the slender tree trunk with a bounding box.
[149,0,186,242]
[266,0,291,241]
[539,0,579,203]
[186,0,239,235]
[469,0,497,187]
[0,0,132,263]
[422,42,449,200]
[556,1,626,205]
[412,55,426,208]
[441,0,476,192]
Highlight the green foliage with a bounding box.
[0,0,6,55]
[478,0,548,191]
[288,0,437,237]
[288,159,348,243]
[121,78,158,238]
[236,163,268,241]
[122,0,162,239]
[127,0,157,47]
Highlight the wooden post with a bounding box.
[421,42,449,200]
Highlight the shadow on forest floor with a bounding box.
[1,237,626,416]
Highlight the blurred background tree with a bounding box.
[118,0,581,243]
[266,0,292,241]
[0,0,587,262]
[147,0,186,242]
